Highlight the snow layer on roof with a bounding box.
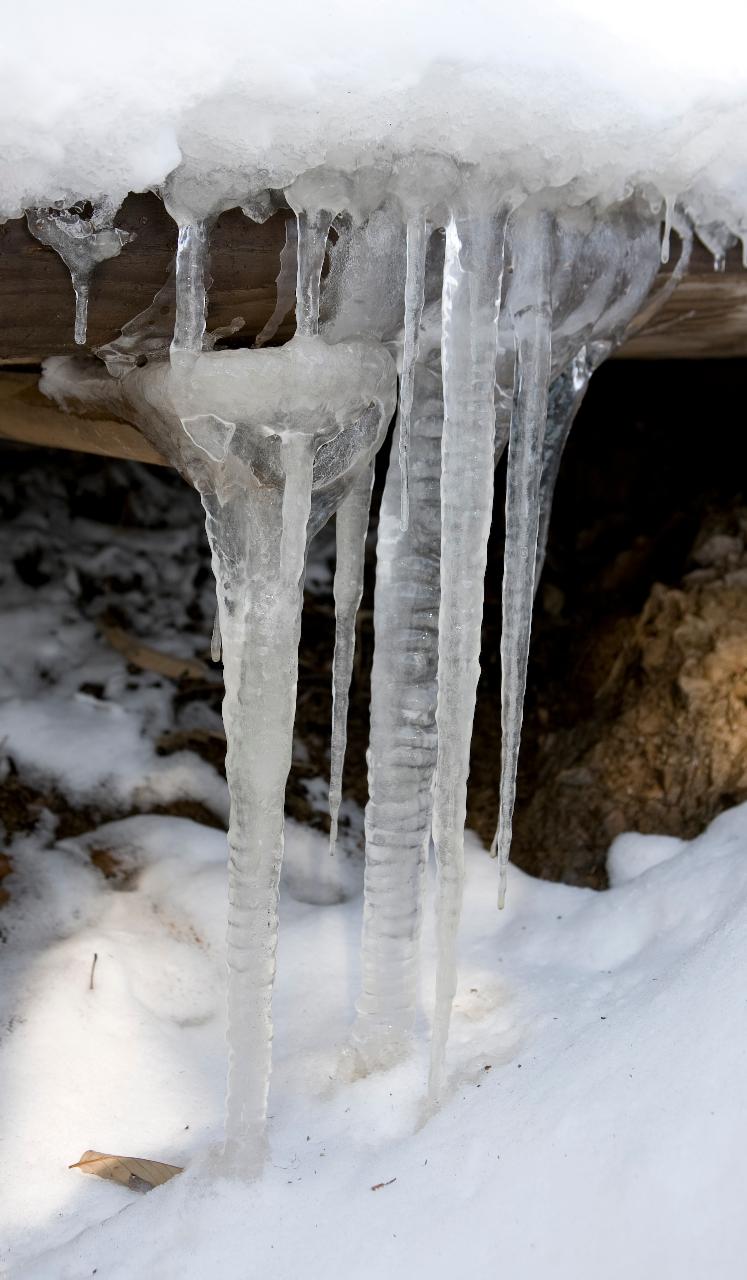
[1,0,746,227]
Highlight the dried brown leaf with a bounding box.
[88,848,123,880]
[70,1149,183,1194]
[97,621,210,682]
[0,852,12,908]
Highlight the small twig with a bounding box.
[89,952,98,991]
[371,1177,396,1191]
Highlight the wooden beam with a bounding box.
[0,194,292,362]
[619,270,747,359]
[0,371,167,464]
[1,193,746,362]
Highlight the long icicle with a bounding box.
[214,435,315,1175]
[398,215,428,531]
[328,458,375,857]
[353,363,443,1065]
[429,197,508,1102]
[493,208,554,909]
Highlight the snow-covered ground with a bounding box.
[1,454,745,1278]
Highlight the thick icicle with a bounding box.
[328,458,375,856]
[352,364,443,1065]
[397,216,428,530]
[493,209,554,910]
[429,196,508,1101]
[208,442,313,1175]
[42,334,396,1173]
[26,202,132,345]
[171,220,209,364]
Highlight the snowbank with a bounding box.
[2,803,745,1277]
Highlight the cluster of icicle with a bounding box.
[39,158,695,1176]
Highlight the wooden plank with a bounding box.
[619,272,747,359]
[0,371,166,464]
[0,194,746,362]
[0,194,291,362]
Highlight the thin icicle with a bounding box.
[211,604,222,663]
[72,275,90,346]
[255,216,299,347]
[492,208,554,911]
[328,458,375,857]
[398,215,428,530]
[660,195,674,265]
[429,197,509,1102]
[171,220,209,364]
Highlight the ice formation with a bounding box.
[15,0,747,1177]
[39,177,681,1163]
[26,202,133,344]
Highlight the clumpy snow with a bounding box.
[2,805,746,1277]
[0,454,744,1276]
[2,0,747,231]
[0,459,228,826]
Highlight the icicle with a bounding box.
[286,169,352,337]
[255,216,299,348]
[70,274,88,345]
[328,458,375,857]
[534,348,593,585]
[280,435,316,578]
[26,202,132,345]
[398,216,428,530]
[294,208,334,336]
[492,208,554,911]
[211,605,222,663]
[352,364,443,1065]
[428,195,509,1102]
[171,220,209,366]
[695,220,737,276]
[660,195,674,265]
[43,328,395,1175]
[212,434,314,1175]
